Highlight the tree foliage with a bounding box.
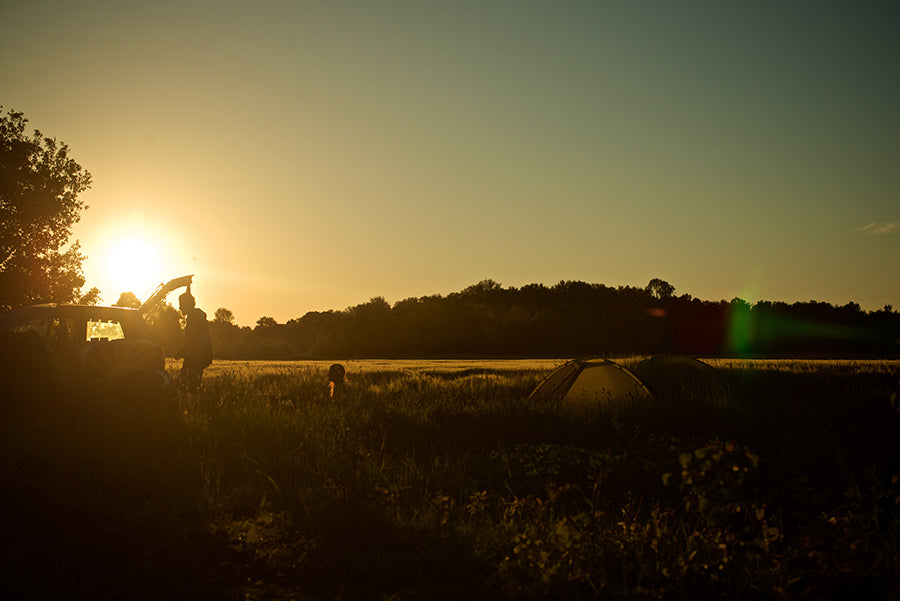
[0,108,95,311]
[646,278,676,300]
[256,316,278,329]
[114,291,142,309]
[144,302,183,356]
[214,307,235,325]
[216,279,899,360]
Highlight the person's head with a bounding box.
[328,363,346,383]
[178,289,196,314]
[328,363,346,399]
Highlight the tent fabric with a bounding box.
[632,355,726,406]
[528,359,653,412]
[526,360,583,402]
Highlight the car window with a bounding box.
[0,318,49,335]
[50,317,79,342]
[0,306,53,335]
[86,319,125,341]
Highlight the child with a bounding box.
[328,363,346,399]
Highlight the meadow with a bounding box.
[4,358,899,600]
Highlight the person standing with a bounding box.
[177,286,212,393]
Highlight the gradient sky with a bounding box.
[3,1,898,325]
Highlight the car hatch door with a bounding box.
[139,275,194,315]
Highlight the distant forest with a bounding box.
[178,279,899,360]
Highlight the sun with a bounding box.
[103,236,164,300]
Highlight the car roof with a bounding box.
[0,303,142,323]
[0,275,194,321]
[55,304,142,318]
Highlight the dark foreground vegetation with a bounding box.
[198,280,899,360]
[3,359,900,600]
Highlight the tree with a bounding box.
[214,307,235,325]
[646,278,675,300]
[256,316,278,329]
[461,279,503,297]
[0,108,95,311]
[144,302,183,356]
[114,291,142,308]
[210,307,243,358]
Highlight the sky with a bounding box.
[3,0,898,326]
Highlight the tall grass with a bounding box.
[4,359,899,600]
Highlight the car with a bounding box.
[0,275,194,404]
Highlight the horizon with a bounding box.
[4,1,898,324]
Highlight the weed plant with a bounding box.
[3,360,899,600]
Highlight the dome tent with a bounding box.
[632,355,727,408]
[527,358,653,414]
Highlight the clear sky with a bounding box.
[3,1,898,326]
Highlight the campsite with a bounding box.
[5,3,900,598]
[4,357,899,600]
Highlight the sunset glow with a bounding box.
[5,1,897,325]
[102,236,163,302]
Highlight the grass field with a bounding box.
[197,358,565,377]
[4,358,900,600]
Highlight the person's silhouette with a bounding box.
[177,286,212,393]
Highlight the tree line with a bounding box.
[202,279,899,359]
